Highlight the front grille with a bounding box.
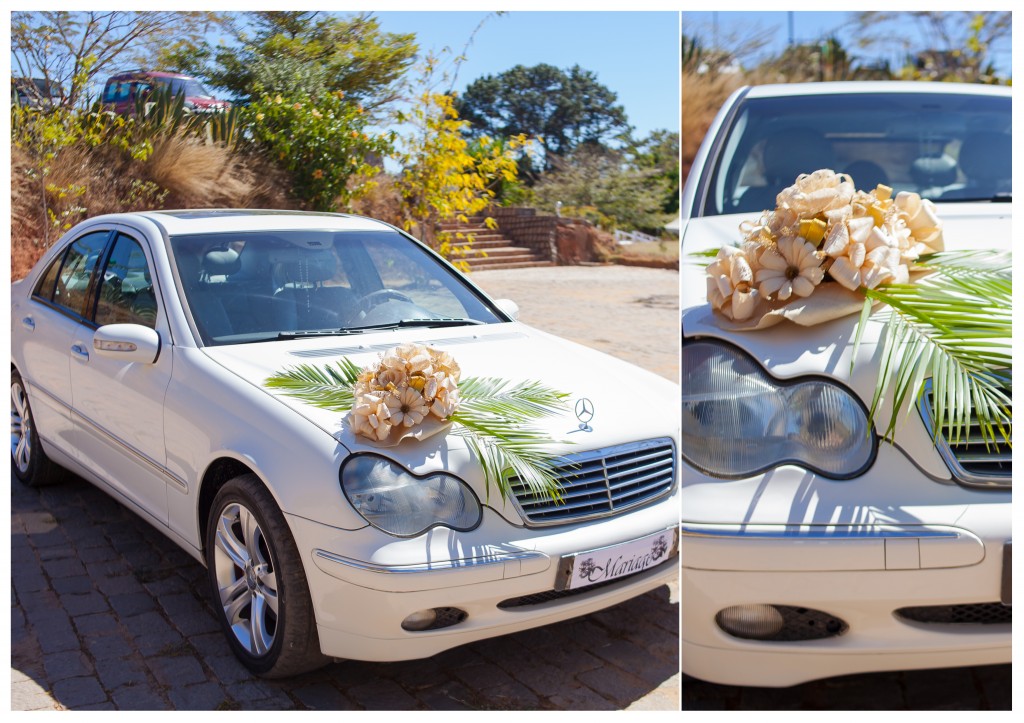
[508,438,676,526]
[918,372,1011,487]
[896,603,1011,626]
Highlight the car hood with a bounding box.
[203,322,679,504]
[681,203,1010,476]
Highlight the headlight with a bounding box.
[340,455,482,536]
[682,340,876,479]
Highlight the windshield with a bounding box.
[700,92,1011,216]
[170,229,504,345]
[161,77,214,99]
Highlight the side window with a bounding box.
[102,82,116,103]
[93,235,158,328]
[33,249,67,302]
[51,231,110,317]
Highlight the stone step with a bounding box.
[464,259,555,271]
[455,246,542,260]
[439,216,489,228]
[446,239,515,250]
[462,253,549,267]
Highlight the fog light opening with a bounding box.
[716,604,785,640]
[401,607,467,632]
[716,604,848,642]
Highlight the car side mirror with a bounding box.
[494,298,520,321]
[93,324,161,364]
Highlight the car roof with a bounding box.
[107,70,193,81]
[129,209,397,237]
[743,81,1011,99]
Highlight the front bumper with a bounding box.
[285,490,679,662]
[680,449,1011,687]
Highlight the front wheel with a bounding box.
[205,474,328,678]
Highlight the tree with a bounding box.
[393,92,527,268]
[455,64,630,175]
[11,11,222,108]
[161,11,417,109]
[242,91,392,212]
[628,130,679,215]
[853,11,1010,83]
[533,144,671,233]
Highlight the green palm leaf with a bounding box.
[860,250,1011,449]
[264,365,572,503]
[264,358,362,412]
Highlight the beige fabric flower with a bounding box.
[351,393,393,441]
[385,387,430,428]
[706,244,762,320]
[755,236,824,301]
[776,169,854,216]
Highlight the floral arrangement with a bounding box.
[701,168,1010,449]
[265,344,572,502]
[350,344,462,443]
[706,169,944,328]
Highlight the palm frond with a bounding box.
[450,416,568,505]
[263,363,572,503]
[264,359,363,412]
[862,255,1011,448]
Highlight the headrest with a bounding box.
[203,248,241,276]
[959,132,1011,183]
[843,160,889,190]
[910,155,957,188]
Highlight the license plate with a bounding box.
[555,528,679,592]
[1001,542,1011,606]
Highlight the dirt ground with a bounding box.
[470,265,680,383]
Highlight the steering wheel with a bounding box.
[357,288,415,314]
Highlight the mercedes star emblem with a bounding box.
[572,397,595,432]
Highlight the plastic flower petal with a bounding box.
[755,236,823,301]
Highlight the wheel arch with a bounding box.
[197,456,262,554]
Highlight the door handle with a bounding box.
[21,317,35,332]
[70,343,90,362]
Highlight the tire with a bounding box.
[10,369,64,488]
[205,473,329,678]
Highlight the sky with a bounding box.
[683,10,1012,78]
[343,11,680,140]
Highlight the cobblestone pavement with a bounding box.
[11,264,681,711]
[681,666,1011,710]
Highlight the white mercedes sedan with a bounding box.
[11,210,680,677]
[680,82,1011,687]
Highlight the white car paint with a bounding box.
[681,83,1011,687]
[11,210,680,670]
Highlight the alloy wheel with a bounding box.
[11,382,32,475]
[212,502,280,656]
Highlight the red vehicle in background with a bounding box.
[101,70,230,115]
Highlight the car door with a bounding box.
[16,229,113,462]
[68,230,175,524]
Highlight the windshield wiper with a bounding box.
[276,329,368,339]
[277,318,486,339]
[345,318,487,332]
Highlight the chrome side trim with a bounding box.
[72,409,189,493]
[681,523,962,540]
[313,549,548,574]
